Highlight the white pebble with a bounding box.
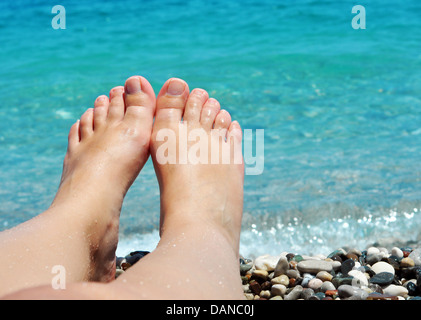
[348,269,368,287]
[367,247,380,256]
[383,284,408,297]
[308,278,323,291]
[391,247,403,258]
[271,284,287,296]
[254,254,280,271]
[371,261,395,275]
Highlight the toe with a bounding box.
[214,109,232,138]
[79,108,94,140]
[68,120,80,150]
[183,88,209,124]
[107,86,125,122]
[123,76,156,129]
[155,78,189,125]
[227,120,242,142]
[93,95,109,129]
[200,98,221,130]
[227,121,244,166]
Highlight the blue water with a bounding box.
[1,0,420,257]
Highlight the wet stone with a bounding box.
[332,276,354,288]
[314,292,326,300]
[338,284,368,300]
[369,272,395,286]
[341,258,355,276]
[292,255,304,262]
[405,281,418,296]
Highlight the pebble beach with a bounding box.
[116,246,421,300]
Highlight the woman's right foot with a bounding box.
[150,78,244,256]
[113,78,245,299]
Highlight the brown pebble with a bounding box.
[325,290,338,297]
[249,280,262,295]
[346,253,358,261]
[289,278,296,287]
[252,269,268,281]
[400,257,415,267]
[367,293,399,300]
[261,281,272,291]
[289,261,298,270]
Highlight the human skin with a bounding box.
[0,76,245,300]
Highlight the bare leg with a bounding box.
[0,76,156,297]
[2,78,245,300]
[114,78,245,299]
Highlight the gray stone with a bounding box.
[366,254,382,265]
[301,288,315,300]
[338,284,369,300]
[286,269,300,279]
[308,278,323,291]
[274,257,289,277]
[320,281,336,292]
[409,248,421,266]
[240,263,252,274]
[297,260,333,274]
[284,285,303,300]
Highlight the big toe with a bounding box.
[154,78,189,127]
[123,76,156,129]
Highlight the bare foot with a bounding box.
[151,78,244,256]
[112,78,245,299]
[50,76,156,281]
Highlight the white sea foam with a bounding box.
[117,206,421,259]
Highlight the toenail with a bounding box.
[110,87,124,96]
[125,78,141,94]
[167,79,186,96]
[207,98,218,105]
[192,88,206,96]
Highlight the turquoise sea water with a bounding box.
[0,0,420,257]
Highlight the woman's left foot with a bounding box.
[51,76,156,281]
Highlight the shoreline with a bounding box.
[116,245,421,300]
